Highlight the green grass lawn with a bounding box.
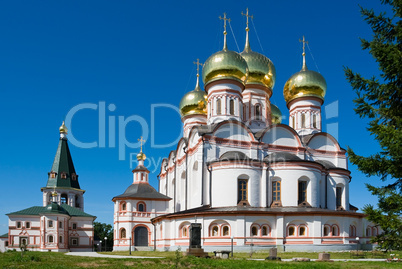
[0,250,401,269]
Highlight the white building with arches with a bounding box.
[113,13,377,252]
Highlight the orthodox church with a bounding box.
[114,11,377,251]
[5,123,96,252]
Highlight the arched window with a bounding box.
[332,226,338,236]
[324,226,330,236]
[255,104,261,120]
[120,228,126,239]
[288,226,295,236]
[49,235,54,243]
[237,179,248,204]
[372,227,377,236]
[272,181,281,202]
[229,99,234,115]
[211,226,219,236]
[298,181,308,204]
[366,226,372,236]
[262,225,269,236]
[138,202,145,212]
[121,202,126,211]
[336,187,343,208]
[251,226,258,236]
[301,114,306,128]
[59,236,63,243]
[313,114,317,128]
[182,226,188,237]
[61,194,68,204]
[216,99,222,115]
[299,226,306,236]
[350,225,356,237]
[222,226,229,236]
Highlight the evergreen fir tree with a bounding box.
[344,0,402,250]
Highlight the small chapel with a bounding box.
[113,10,377,252]
[5,123,96,252]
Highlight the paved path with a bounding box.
[65,252,163,259]
[67,252,388,262]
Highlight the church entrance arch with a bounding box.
[134,226,148,246]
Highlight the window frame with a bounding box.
[272,181,281,202]
[216,98,222,115]
[237,179,248,204]
[229,99,235,115]
[298,181,308,205]
[48,220,54,228]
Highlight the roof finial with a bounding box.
[219,13,231,51]
[138,136,146,153]
[193,58,203,90]
[241,8,253,52]
[59,121,68,138]
[299,35,308,71]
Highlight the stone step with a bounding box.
[134,246,152,251]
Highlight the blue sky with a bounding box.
[0,0,390,234]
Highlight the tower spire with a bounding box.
[241,8,253,52]
[219,13,231,51]
[299,35,308,70]
[59,121,68,139]
[193,58,203,91]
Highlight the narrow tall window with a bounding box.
[59,221,63,229]
[251,226,258,236]
[72,223,77,230]
[59,236,63,243]
[216,99,222,115]
[301,114,306,128]
[336,187,342,207]
[138,203,145,212]
[17,222,21,228]
[48,220,53,228]
[272,181,281,202]
[222,226,229,236]
[255,104,261,120]
[61,194,68,204]
[121,202,126,211]
[299,226,306,236]
[49,235,54,243]
[238,179,248,203]
[288,226,295,236]
[262,226,268,236]
[120,228,126,239]
[243,105,246,121]
[25,222,30,229]
[292,116,295,128]
[229,99,234,115]
[298,181,307,204]
[313,114,317,128]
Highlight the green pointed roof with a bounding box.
[7,204,95,218]
[44,137,81,190]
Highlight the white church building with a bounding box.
[5,123,96,252]
[113,12,377,252]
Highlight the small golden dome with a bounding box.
[179,84,207,117]
[283,68,327,104]
[241,50,276,90]
[59,121,68,134]
[202,49,248,86]
[137,152,146,161]
[270,104,282,124]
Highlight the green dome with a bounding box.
[270,104,282,124]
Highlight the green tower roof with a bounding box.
[43,136,82,190]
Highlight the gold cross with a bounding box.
[241,8,253,30]
[219,13,231,35]
[193,58,203,78]
[138,136,146,152]
[299,35,308,56]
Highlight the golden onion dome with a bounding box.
[59,121,68,134]
[179,85,207,117]
[202,49,248,87]
[202,13,248,87]
[270,104,282,124]
[240,26,276,91]
[137,152,146,161]
[283,67,327,104]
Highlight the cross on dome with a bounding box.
[241,8,253,31]
[299,35,309,70]
[138,136,146,152]
[241,8,253,52]
[219,13,231,50]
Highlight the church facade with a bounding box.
[6,123,96,252]
[113,12,377,252]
